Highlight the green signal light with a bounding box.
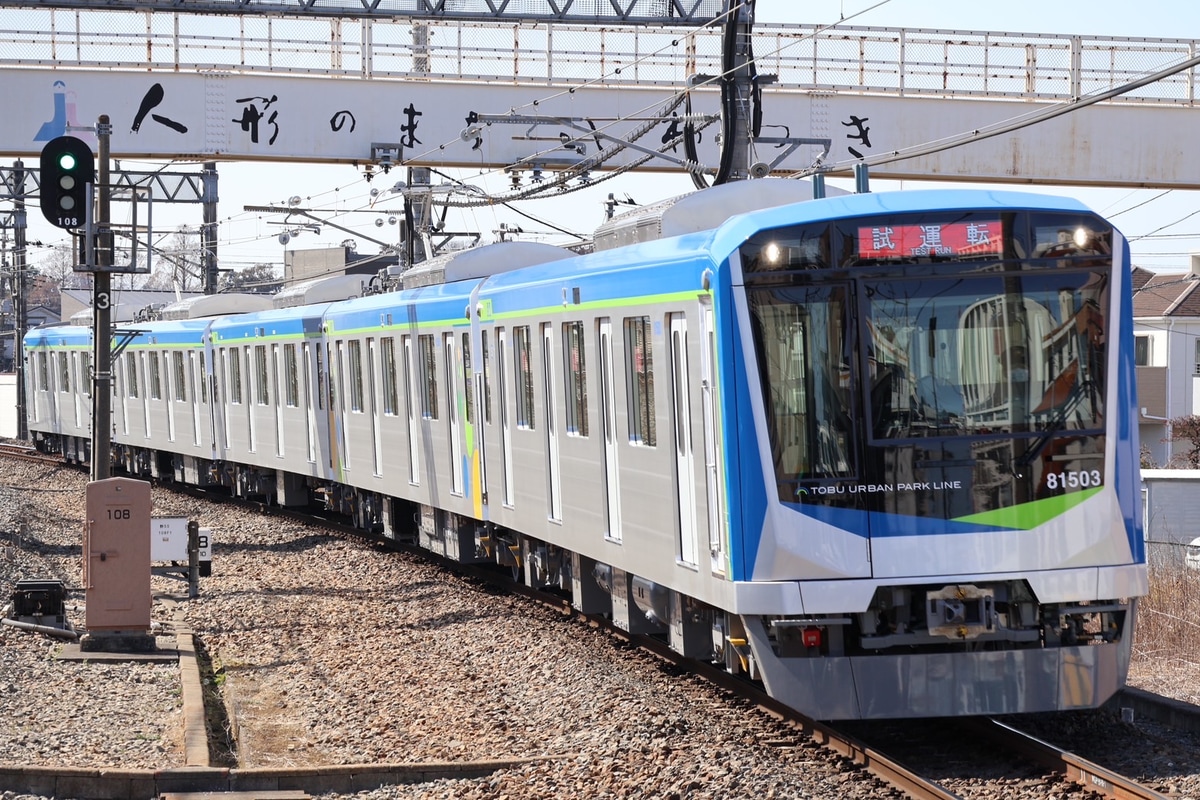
[58,152,77,171]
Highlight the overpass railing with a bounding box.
[1,9,1196,104]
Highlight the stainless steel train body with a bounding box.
[24,187,1147,720]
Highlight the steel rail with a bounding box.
[966,717,1170,800]
[15,448,1180,800]
[153,476,968,800]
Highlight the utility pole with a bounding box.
[201,161,218,294]
[92,116,112,481]
[12,161,27,440]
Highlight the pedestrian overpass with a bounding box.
[1,5,1198,188]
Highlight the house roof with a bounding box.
[1132,268,1200,317]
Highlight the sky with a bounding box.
[20,0,1200,281]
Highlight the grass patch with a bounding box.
[1134,541,1200,666]
[194,637,238,768]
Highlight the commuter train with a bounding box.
[24,181,1147,720]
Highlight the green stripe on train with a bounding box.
[953,487,1103,530]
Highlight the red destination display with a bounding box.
[858,220,1003,259]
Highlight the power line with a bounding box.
[1107,189,1173,219]
[1130,208,1200,242]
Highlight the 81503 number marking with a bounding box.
[1046,469,1102,490]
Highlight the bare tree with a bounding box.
[222,263,282,293]
[1164,415,1200,468]
[24,244,95,315]
[142,229,203,292]
[34,244,90,292]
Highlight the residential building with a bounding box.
[1133,257,1200,467]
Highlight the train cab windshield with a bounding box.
[740,209,1114,501]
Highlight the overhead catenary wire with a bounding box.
[107,2,896,261]
[394,0,894,201]
[1107,189,1173,219]
[427,169,587,241]
[46,3,1200,273]
[1130,208,1200,243]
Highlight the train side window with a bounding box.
[324,343,338,410]
[82,352,92,398]
[188,352,199,405]
[254,344,269,406]
[462,332,474,424]
[418,334,438,419]
[270,345,281,411]
[149,351,163,400]
[127,352,140,398]
[380,337,398,416]
[229,348,243,404]
[563,321,588,437]
[315,346,326,410]
[36,352,48,391]
[284,343,299,407]
[198,351,208,404]
[481,330,492,424]
[624,316,656,446]
[348,339,364,412]
[172,351,187,402]
[331,342,342,410]
[56,352,69,393]
[514,325,535,429]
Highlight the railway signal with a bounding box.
[38,135,94,229]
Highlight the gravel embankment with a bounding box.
[0,459,900,800]
[4,456,1200,800]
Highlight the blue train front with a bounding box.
[712,189,1145,718]
[23,184,1146,720]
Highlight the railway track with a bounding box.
[158,471,1179,800]
[963,717,1169,799]
[178,479,960,798]
[838,711,1178,800]
[6,448,1186,799]
[0,441,60,464]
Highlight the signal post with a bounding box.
[37,118,111,481]
[41,117,157,651]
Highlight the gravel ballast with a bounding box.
[0,460,900,799]
[4,457,1200,800]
